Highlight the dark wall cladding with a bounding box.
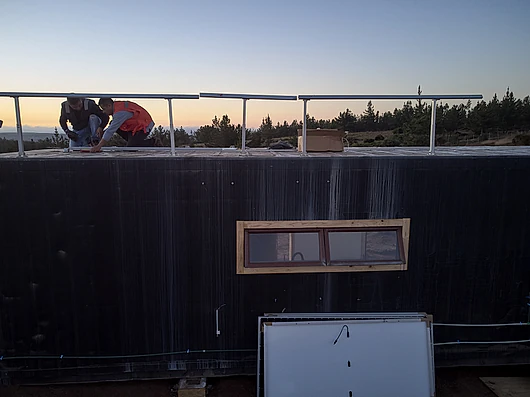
[1,155,530,382]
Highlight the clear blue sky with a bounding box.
[1,0,529,129]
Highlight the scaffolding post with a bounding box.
[14,96,25,157]
[167,99,176,156]
[242,98,247,151]
[302,99,308,155]
[429,99,437,155]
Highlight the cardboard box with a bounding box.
[297,129,344,152]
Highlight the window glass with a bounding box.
[248,232,321,263]
[328,230,400,262]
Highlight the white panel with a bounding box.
[264,319,433,397]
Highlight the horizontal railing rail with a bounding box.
[298,94,483,101]
[0,91,483,157]
[0,92,199,99]
[200,92,297,100]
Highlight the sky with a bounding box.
[1,0,530,132]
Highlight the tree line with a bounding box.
[0,128,69,153]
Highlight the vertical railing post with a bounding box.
[167,99,176,156]
[242,98,247,151]
[429,99,437,155]
[14,96,25,157]
[302,99,308,154]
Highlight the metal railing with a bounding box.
[0,91,483,157]
[0,92,199,157]
[298,94,483,154]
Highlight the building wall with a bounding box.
[1,156,530,382]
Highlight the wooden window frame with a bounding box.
[236,219,410,275]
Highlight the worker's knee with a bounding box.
[89,114,101,123]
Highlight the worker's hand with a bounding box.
[90,143,103,153]
[66,130,78,142]
[96,127,103,138]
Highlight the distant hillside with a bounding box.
[343,129,530,147]
[0,132,65,141]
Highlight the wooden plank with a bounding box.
[480,377,530,397]
[239,264,403,275]
[240,219,408,229]
[236,221,245,274]
[402,218,411,270]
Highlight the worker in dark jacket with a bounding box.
[59,97,109,147]
[90,98,155,152]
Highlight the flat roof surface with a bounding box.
[2,146,530,159]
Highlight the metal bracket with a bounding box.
[216,304,226,337]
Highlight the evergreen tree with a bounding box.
[500,87,520,132]
[334,109,357,132]
[361,101,376,130]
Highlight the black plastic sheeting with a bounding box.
[1,155,530,383]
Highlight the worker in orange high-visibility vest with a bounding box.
[91,98,156,152]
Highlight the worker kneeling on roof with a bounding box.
[91,98,155,152]
[60,97,109,147]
